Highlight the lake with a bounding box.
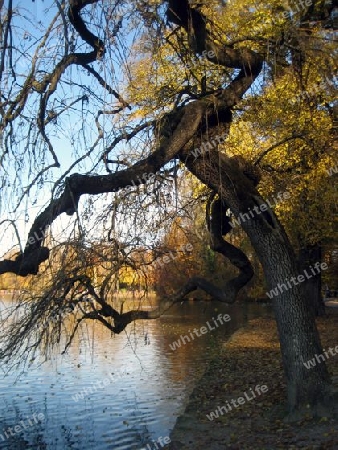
[0,296,271,449]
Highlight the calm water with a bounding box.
[0,296,271,449]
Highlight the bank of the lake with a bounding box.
[166,310,338,450]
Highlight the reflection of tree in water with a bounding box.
[119,391,161,450]
[144,332,150,346]
[0,401,47,450]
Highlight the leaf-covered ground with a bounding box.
[165,308,338,450]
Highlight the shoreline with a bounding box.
[165,311,338,449]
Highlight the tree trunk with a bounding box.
[298,244,326,317]
[180,149,332,418]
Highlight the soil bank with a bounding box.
[165,309,338,450]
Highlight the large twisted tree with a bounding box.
[0,0,336,418]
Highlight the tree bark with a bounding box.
[180,147,332,417]
[298,244,326,317]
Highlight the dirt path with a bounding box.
[165,309,338,450]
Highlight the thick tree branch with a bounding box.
[0,0,12,83]
[0,0,263,282]
[72,194,255,335]
[167,0,263,75]
[36,0,105,164]
[0,56,262,277]
[207,197,254,296]
[68,0,104,55]
[0,101,206,276]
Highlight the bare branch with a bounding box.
[0,0,12,82]
[0,99,207,276]
[82,65,130,109]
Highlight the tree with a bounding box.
[0,0,336,418]
[223,40,337,316]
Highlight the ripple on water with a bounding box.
[0,300,270,449]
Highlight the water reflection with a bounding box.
[0,297,272,449]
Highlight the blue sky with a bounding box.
[1,0,182,256]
